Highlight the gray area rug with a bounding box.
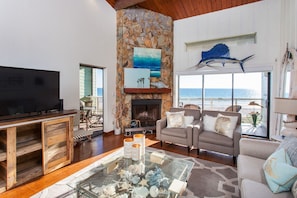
[32,147,239,198]
[155,149,240,198]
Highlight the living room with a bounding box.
[0,0,296,197]
[0,0,295,135]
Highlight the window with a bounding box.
[178,75,202,108]
[178,72,270,138]
[204,74,232,111]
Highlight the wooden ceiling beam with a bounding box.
[107,0,261,20]
[114,0,147,10]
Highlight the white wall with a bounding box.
[0,0,117,132]
[173,0,297,136]
[174,0,281,74]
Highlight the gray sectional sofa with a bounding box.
[238,138,294,198]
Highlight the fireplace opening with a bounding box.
[132,99,161,127]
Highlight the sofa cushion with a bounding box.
[241,179,293,198]
[203,114,217,132]
[199,131,233,147]
[166,111,185,128]
[277,136,297,167]
[184,116,194,127]
[263,148,297,193]
[238,155,267,186]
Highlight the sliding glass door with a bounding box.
[233,72,270,137]
[178,72,270,138]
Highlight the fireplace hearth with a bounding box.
[131,99,161,127]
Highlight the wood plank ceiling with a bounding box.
[106,0,261,20]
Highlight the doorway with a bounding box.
[79,64,104,134]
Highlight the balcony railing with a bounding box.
[179,97,265,124]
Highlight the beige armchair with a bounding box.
[225,105,241,112]
[193,110,242,159]
[156,107,201,152]
[184,104,200,110]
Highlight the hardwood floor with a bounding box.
[1,132,235,198]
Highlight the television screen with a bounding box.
[0,66,60,120]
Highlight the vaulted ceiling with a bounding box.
[106,0,261,20]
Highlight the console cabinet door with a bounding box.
[42,117,73,174]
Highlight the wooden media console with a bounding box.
[0,110,76,193]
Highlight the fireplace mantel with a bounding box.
[124,88,171,94]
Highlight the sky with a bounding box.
[96,69,103,88]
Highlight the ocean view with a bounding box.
[178,88,263,113]
[179,88,260,99]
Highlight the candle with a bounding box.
[133,134,145,157]
[123,138,133,158]
[131,143,141,161]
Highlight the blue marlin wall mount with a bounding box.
[195,43,254,72]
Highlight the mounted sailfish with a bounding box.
[195,43,254,72]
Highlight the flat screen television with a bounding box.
[0,66,61,121]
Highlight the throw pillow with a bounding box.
[263,148,297,193]
[277,136,297,167]
[292,180,297,198]
[214,114,238,139]
[215,116,234,138]
[183,116,194,127]
[203,114,217,132]
[217,113,238,131]
[166,111,185,128]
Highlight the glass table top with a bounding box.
[68,148,194,198]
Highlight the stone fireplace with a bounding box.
[115,8,173,131]
[131,99,161,127]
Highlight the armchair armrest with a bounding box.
[156,118,167,140]
[192,120,203,148]
[239,138,280,159]
[233,125,242,156]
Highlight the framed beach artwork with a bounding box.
[124,68,150,88]
[133,47,161,78]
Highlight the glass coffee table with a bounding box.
[68,148,194,198]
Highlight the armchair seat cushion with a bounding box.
[199,131,233,147]
[161,127,187,138]
[241,179,293,198]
